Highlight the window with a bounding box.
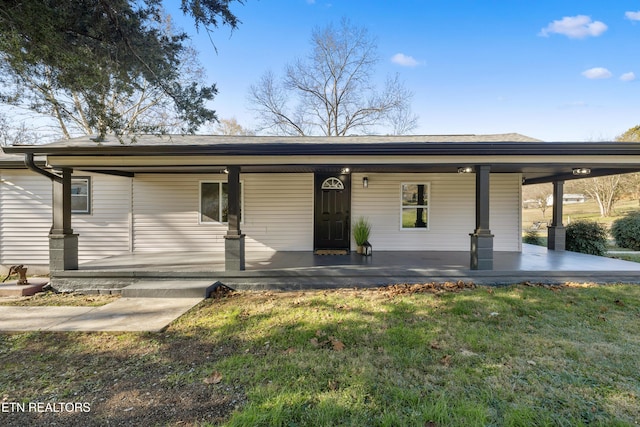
[71,177,91,214]
[200,181,243,223]
[401,183,429,229]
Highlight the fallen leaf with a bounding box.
[283,347,296,355]
[615,299,625,307]
[527,360,536,366]
[440,354,452,367]
[430,341,441,350]
[309,338,320,347]
[331,339,345,351]
[328,380,338,390]
[203,371,223,384]
[315,330,326,337]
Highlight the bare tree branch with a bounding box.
[248,18,418,136]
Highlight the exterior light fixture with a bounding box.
[457,166,474,174]
[223,168,229,174]
[572,168,591,176]
[363,177,369,188]
[341,167,351,174]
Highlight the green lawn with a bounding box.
[523,199,640,230]
[1,284,639,426]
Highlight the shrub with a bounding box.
[352,217,371,246]
[523,229,543,246]
[611,211,640,250]
[565,220,608,256]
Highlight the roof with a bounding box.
[9,133,543,149]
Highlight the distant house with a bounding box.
[546,193,586,206]
[3,133,640,287]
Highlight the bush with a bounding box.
[565,220,608,256]
[611,211,640,250]
[523,229,543,246]
[352,217,371,246]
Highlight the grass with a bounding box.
[1,283,639,426]
[523,199,640,230]
[523,200,640,263]
[0,291,120,307]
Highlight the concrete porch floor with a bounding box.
[50,244,640,293]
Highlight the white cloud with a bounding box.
[539,15,607,39]
[620,72,636,82]
[582,67,612,79]
[625,11,640,21]
[391,53,420,67]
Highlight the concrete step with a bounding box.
[121,280,222,298]
[0,279,49,297]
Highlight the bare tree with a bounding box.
[248,19,418,136]
[214,117,255,135]
[523,183,552,218]
[0,112,40,146]
[568,176,623,217]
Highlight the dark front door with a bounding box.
[314,173,351,250]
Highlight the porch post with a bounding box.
[224,166,245,271]
[547,180,566,251]
[49,168,78,271]
[470,165,494,270]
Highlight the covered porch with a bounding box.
[7,134,640,291]
[49,244,640,293]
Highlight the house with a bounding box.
[1,150,131,275]
[545,193,587,206]
[4,134,640,291]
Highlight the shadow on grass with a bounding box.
[1,284,639,426]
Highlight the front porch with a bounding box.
[50,244,640,294]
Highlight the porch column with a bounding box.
[547,180,566,251]
[50,168,78,271]
[470,165,494,270]
[224,166,245,271]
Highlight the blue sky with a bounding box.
[170,0,640,141]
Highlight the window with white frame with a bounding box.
[401,183,429,229]
[71,177,91,214]
[200,181,243,223]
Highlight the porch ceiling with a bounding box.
[57,162,640,185]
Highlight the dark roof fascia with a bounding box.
[5,141,640,157]
[524,167,640,185]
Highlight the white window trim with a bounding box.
[400,182,430,231]
[321,177,345,190]
[198,180,244,225]
[71,177,91,215]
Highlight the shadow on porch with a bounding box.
[49,244,640,294]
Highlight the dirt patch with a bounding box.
[3,380,246,426]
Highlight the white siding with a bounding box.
[73,174,132,262]
[0,171,131,266]
[351,173,521,251]
[243,173,313,251]
[132,173,313,252]
[0,171,51,264]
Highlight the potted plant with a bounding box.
[352,217,371,254]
